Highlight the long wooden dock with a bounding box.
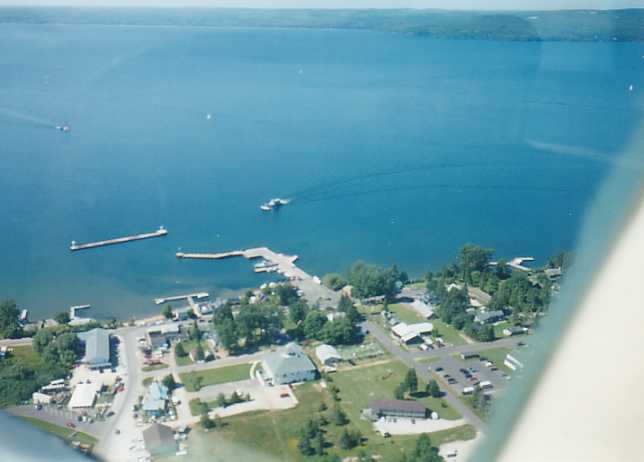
[175,251,244,260]
[70,226,167,251]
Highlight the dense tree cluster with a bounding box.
[0,300,23,339]
[0,325,81,406]
[212,301,283,353]
[298,418,326,456]
[395,368,418,399]
[322,273,348,290]
[347,261,408,302]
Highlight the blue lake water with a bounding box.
[1,21,642,319]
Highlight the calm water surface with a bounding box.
[1,22,642,319]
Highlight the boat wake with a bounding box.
[0,107,57,129]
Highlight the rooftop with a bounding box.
[77,328,110,366]
[315,344,341,364]
[142,423,175,451]
[263,343,316,377]
[369,399,427,414]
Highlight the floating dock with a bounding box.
[509,257,535,272]
[154,292,209,305]
[70,226,167,251]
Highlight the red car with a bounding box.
[66,422,76,429]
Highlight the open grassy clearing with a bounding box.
[332,360,461,435]
[19,416,97,446]
[175,339,210,367]
[186,380,473,462]
[179,363,252,392]
[142,363,169,372]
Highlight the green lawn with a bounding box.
[333,360,461,438]
[478,347,513,374]
[175,340,210,367]
[179,363,252,392]
[404,281,427,290]
[19,416,97,446]
[142,363,169,372]
[388,303,425,324]
[10,345,44,367]
[429,319,466,346]
[175,373,473,462]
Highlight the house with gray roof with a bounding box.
[366,399,427,420]
[474,310,505,324]
[77,328,111,370]
[262,343,317,385]
[142,423,176,457]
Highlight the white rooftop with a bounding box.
[68,382,100,409]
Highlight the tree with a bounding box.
[200,412,215,430]
[427,380,441,398]
[275,284,299,306]
[216,319,238,353]
[322,273,348,290]
[194,343,205,362]
[321,318,359,346]
[175,342,187,357]
[329,406,348,426]
[315,431,325,455]
[216,393,227,408]
[162,374,176,391]
[303,310,327,340]
[289,299,309,324]
[162,304,173,319]
[458,244,494,283]
[339,429,352,449]
[188,321,201,341]
[54,311,70,325]
[394,383,406,400]
[404,368,418,394]
[0,300,22,339]
[298,432,314,456]
[346,261,405,302]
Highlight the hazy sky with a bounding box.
[0,0,642,10]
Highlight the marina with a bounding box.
[69,226,167,251]
[176,247,339,308]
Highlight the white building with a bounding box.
[315,344,342,367]
[32,392,52,405]
[262,343,317,385]
[391,322,434,344]
[504,353,524,371]
[68,382,100,409]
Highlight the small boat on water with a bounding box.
[56,124,71,133]
[260,198,290,211]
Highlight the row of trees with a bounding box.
[290,295,362,346]
[393,369,442,400]
[298,401,362,457]
[399,434,444,462]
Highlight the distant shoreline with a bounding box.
[1,7,642,42]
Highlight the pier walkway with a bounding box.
[70,226,167,251]
[177,247,339,309]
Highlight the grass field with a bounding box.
[142,363,169,372]
[19,416,97,446]
[179,368,474,462]
[332,360,461,435]
[175,340,210,367]
[180,363,252,392]
[9,345,43,367]
[478,347,513,374]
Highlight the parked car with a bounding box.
[66,423,76,429]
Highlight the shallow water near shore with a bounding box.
[1,19,642,319]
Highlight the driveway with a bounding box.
[374,417,467,435]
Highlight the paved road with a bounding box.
[363,320,491,430]
[0,337,33,347]
[94,326,147,462]
[141,349,267,379]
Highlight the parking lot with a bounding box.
[429,353,510,396]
